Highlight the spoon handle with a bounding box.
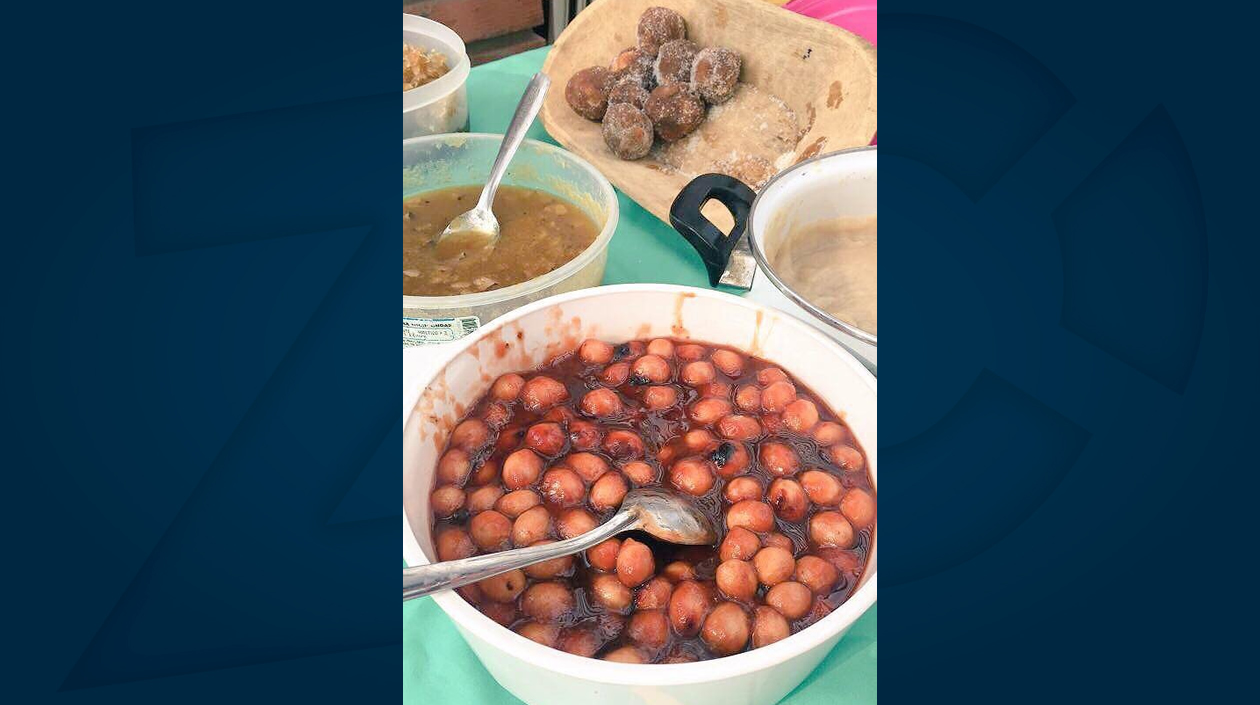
[475,72,551,214]
[403,509,635,601]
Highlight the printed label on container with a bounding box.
[403,316,479,346]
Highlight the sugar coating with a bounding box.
[566,66,613,121]
[692,46,741,104]
[609,47,656,89]
[645,84,706,142]
[637,7,686,57]
[608,77,650,111]
[603,103,655,160]
[654,39,700,86]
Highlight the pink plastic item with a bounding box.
[785,0,876,143]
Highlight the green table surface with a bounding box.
[404,47,877,704]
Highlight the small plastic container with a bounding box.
[402,134,619,345]
[403,14,470,139]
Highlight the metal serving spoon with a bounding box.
[403,488,717,601]
[434,72,551,257]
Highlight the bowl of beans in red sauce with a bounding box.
[403,284,875,705]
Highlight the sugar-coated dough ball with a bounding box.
[608,77,650,111]
[692,46,741,104]
[645,83,706,142]
[566,66,613,121]
[609,47,655,89]
[654,39,699,86]
[603,103,655,160]
[637,7,686,57]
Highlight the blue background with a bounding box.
[3,1,1258,703]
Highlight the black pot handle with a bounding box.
[669,173,758,288]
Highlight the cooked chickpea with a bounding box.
[800,470,844,506]
[657,445,678,466]
[524,540,575,579]
[525,422,567,456]
[757,367,789,385]
[466,484,503,514]
[812,421,847,446]
[631,354,671,383]
[669,457,715,496]
[568,420,603,451]
[752,606,790,648]
[600,362,631,386]
[566,452,610,482]
[716,559,759,601]
[676,343,707,360]
[762,412,786,434]
[689,398,732,425]
[752,546,795,586]
[543,406,576,425]
[516,621,560,647]
[759,442,801,477]
[724,476,763,503]
[679,429,714,452]
[558,628,602,657]
[763,532,795,552]
[760,381,797,413]
[436,527,475,561]
[647,338,675,357]
[450,418,491,452]
[726,500,774,533]
[586,538,621,571]
[815,547,862,576]
[430,485,466,518]
[710,349,744,377]
[628,609,670,648]
[636,576,674,609]
[710,441,750,478]
[502,448,544,489]
[590,472,629,511]
[495,425,524,454]
[521,375,569,411]
[809,511,855,548]
[840,488,876,528]
[495,488,541,518]
[511,505,553,546]
[662,561,696,582]
[621,460,656,485]
[717,414,762,441]
[602,429,645,459]
[781,399,820,433]
[701,381,733,400]
[643,385,679,409]
[436,448,471,486]
[482,402,512,429]
[701,602,750,656]
[581,388,624,418]
[521,582,575,621]
[735,384,762,412]
[468,458,499,486]
[668,580,712,637]
[579,338,615,364]
[540,467,586,507]
[591,572,633,611]
[765,581,813,619]
[491,373,525,401]
[680,360,716,387]
[795,555,840,594]
[827,444,865,472]
[603,646,646,663]
[767,478,809,521]
[457,583,482,603]
[480,601,517,626]
[719,527,761,561]
[470,509,512,551]
[616,537,656,587]
[479,568,527,602]
[556,507,598,538]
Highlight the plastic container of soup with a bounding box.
[403,14,470,138]
[403,134,619,346]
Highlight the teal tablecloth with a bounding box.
[403,47,877,704]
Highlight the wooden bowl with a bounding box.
[540,0,877,225]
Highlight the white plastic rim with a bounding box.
[403,14,470,112]
[401,134,620,312]
[403,284,876,687]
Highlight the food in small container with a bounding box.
[403,44,449,91]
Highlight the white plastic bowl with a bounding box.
[402,284,877,705]
[403,14,470,138]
